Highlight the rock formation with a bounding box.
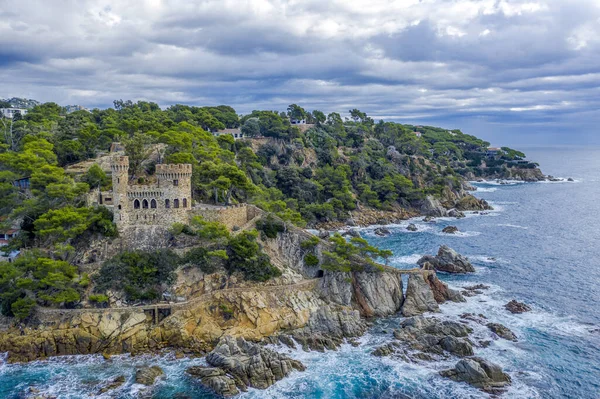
[441,226,458,234]
[425,272,465,304]
[417,245,475,273]
[486,323,517,341]
[406,223,418,232]
[505,300,531,313]
[402,273,440,316]
[374,227,391,236]
[440,357,511,393]
[135,365,164,385]
[187,336,305,397]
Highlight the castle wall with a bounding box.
[193,204,251,230]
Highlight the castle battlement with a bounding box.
[111,156,129,172]
[156,164,192,177]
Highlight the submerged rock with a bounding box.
[401,273,440,316]
[447,209,466,218]
[417,245,475,274]
[505,300,531,314]
[486,323,518,341]
[135,365,164,386]
[189,336,305,396]
[374,227,391,236]
[186,366,241,397]
[440,357,511,393]
[423,216,435,223]
[97,375,126,394]
[441,226,459,234]
[406,224,418,232]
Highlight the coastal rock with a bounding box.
[441,226,459,234]
[567,177,574,182]
[203,336,305,392]
[486,323,517,341]
[341,228,361,238]
[97,375,126,394]
[417,245,475,274]
[440,357,511,393]
[420,196,448,217]
[447,209,466,218]
[505,300,531,314]
[425,273,465,304]
[422,216,435,222]
[391,316,473,359]
[186,366,241,397]
[455,195,492,211]
[374,227,391,236]
[406,224,418,232]
[135,365,164,386]
[401,274,440,316]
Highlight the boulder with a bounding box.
[447,209,466,219]
[422,216,435,223]
[98,375,126,394]
[186,366,241,397]
[374,227,391,236]
[406,224,418,232]
[567,177,574,182]
[505,300,531,314]
[440,357,511,393]
[442,226,459,234]
[425,273,465,304]
[420,196,448,217]
[455,195,492,211]
[486,323,517,341]
[135,365,164,386]
[401,274,440,316]
[391,316,473,360]
[417,245,475,273]
[200,336,305,393]
[342,228,361,238]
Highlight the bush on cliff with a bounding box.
[95,249,180,302]
[321,233,391,272]
[226,230,281,281]
[183,247,228,274]
[0,252,83,319]
[255,214,286,239]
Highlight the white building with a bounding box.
[0,108,28,119]
[212,128,245,140]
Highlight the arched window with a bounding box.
[151,199,157,209]
[183,198,188,208]
[134,199,140,209]
[174,199,180,208]
[142,199,149,209]
[118,205,122,210]
[165,199,170,208]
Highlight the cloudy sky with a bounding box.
[1,0,599,145]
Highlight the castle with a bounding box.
[110,156,193,229]
[102,156,254,231]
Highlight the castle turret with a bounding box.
[156,164,193,208]
[111,156,129,225]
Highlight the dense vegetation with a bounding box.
[0,99,535,316]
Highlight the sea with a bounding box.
[1,146,599,398]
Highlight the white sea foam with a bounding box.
[471,186,498,192]
[390,254,422,265]
[497,223,529,229]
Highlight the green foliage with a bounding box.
[300,236,320,250]
[34,206,117,246]
[304,253,319,267]
[82,164,110,189]
[183,247,228,274]
[320,233,389,272]
[95,249,180,302]
[226,230,281,281]
[0,252,85,318]
[255,214,285,239]
[88,294,109,305]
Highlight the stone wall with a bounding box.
[193,204,251,230]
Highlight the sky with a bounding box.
[1,0,599,145]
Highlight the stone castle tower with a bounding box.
[110,156,193,230]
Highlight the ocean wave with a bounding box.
[497,223,529,229]
[434,230,482,238]
[471,186,498,192]
[467,255,501,264]
[389,254,423,265]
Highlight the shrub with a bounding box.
[89,294,109,305]
[95,249,180,302]
[11,297,36,320]
[304,253,319,267]
[255,214,285,239]
[183,247,228,274]
[227,230,281,281]
[300,236,320,250]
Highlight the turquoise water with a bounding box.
[2,147,599,398]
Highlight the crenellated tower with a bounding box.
[156,164,193,207]
[111,156,129,225]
